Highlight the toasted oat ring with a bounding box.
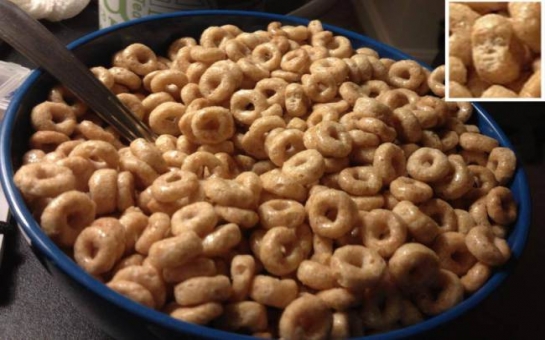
[117,171,135,212]
[466,226,511,266]
[237,57,270,82]
[109,66,142,91]
[281,149,325,186]
[200,26,234,48]
[303,121,352,158]
[414,269,464,316]
[251,42,282,71]
[214,205,259,229]
[388,60,426,91]
[466,165,498,200]
[151,169,199,203]
[203,177,256,209]
[242,116,286,159]
[392,201,440,246]
[30,101,77,136]
[407,147,450,183]
[190,106,235,145]
[306,188,358,239]
[91,66,114,89]
[302,72,338,103]
[281,48,310,73]
[362,209,408,258]
[390,176,433,204]
[148,102,185,136]
[486,186,517,225]
[113,265,166,309]
[459,132,499,153]
[487,147,517,185]
[199,60,243,103]
[48,85,87,117]
[119,155,159,190]
[428,65,445,97]
[117,43,158,76]
[29,131,70,152]
[130,138,168,174]
[391,107,422,143]
[376,89,419,111]
[255,77,288,107]
[258,199,306,230]
[230,89,269,126]
[260,169,307,202]
[40,190,96,247]
[373,142,406,185]
[388,243,440,292]
[279,295,333,340]
[182,151,227,179]
[330,245,386,290]
[310,57,349,84]
[107,280,155,309]
[419,198,458,233]
[433,155,473,200]
[14,163,76,199]
[89,169,118,215]
[150,70,188,100]
[171,201,217,237]
[432,232,476,276]
[338,166,382,196]
[69,140,120,169]
[265,128,306,167]
[259,226,305,276]
[74,217,125,275]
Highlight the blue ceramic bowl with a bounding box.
[0,10,531,340]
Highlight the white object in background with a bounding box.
[351,0,443,65]
[0,61,31,121]
[9,0,90,21]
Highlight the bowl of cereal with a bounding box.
[0,10,531,340]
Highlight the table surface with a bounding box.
[2,2,545,340]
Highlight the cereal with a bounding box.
[13,19,520,339]
[448,2,541,98]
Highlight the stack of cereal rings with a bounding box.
[14,19,518,339]
[448,2,541,98]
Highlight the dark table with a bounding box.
[1,2,545,340]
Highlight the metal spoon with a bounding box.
[0,0,156,142]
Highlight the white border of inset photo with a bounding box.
[445,0,543,102]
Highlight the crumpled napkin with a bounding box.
[9,0,91,21]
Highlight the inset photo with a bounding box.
[446,1,542,101]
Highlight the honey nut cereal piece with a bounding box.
[74,217,125,275]
[448,56,467,84]
[252,42,282,71]
[229,255,256,302]
[330,245,386,291]
[48,85,88,117]
[116,93,145,121]
[168,37,197,60]
[112,265,166,309]
[427,65,445,97]
[281,149,325,186]
[181,151,228,179]
[301,71,338,103]
[392,201,440,246]
[316,287,360,311]
[116,43,158,76]
[119,155,159,190]
[109,66,142,90]
[214,301,268,333]
[249,275,298,308]
[151,169,199,204]
[390,107,422,143]
[471,14,524,85]
[297,259,337,291]
[387,60,426,91]
[199,60,243,103]
[449,3,481,34]
[203,176,256,209]
[362,209,408,259]
[147,231,203,269]
[454,208,476,235]
[306,188,358,239]
[89,168,118,215]
[486,186,517,226]
[30,101,77,136]
[337,166,382,197]
[284,83,310,118]
[279,294,333,340]
[481,85,518,98]
[69,140,119,169]
[449,81,472,98]
[241,115,286,160]
[91,66,114,89]
[420,198,458,232]
[376,88,419,111]
[265,128,306,167]
[466,165,498,201]
[330,312,350,340]
[135,212,170,255]
[310,57,349,84]
[373,142,406,185]
[508,2,541,53]
[519,70,541,98]
[468,196,492,227]
[189,106,235,145]
[14,162,76,200]
[55,156,94,192]
[22,149,46,165]
[432,232,477,276]
[389,176,433,204]
[259,226,305,276]
[487,147,516,185]
[406,147,450,183]
[361,279,403,331]
[200,26,234,48]
[356,117,397,143]
[413,269,464,316]
[107,280,155,309]
[168,302,224,325]
[257,199,305,230]
[433,155,473,200]
[255,78,288,108]
[202,223,242,257]
[214,205,258,229]
[118,208,149,252]
[388,243,441,292]
[29,130,70,152]
[230,89,269,126]
[147,102,184,136]
[174,275,232,307]
[460,262,492,294]
[260,169,308,202]
[281,48,311,74]
[162,257,217,284]
[303,121,352,158]
[466,225,511,266]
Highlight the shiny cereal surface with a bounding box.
[0,10,530,340]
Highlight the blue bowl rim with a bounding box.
[0,9,532,340]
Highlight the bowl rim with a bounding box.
[0,9,532,340]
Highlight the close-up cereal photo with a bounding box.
[0,1,544,340]
[447,1,542,100]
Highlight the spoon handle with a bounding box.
[0,0,156,142]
